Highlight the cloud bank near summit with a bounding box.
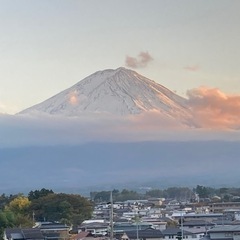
[0,110,240,148]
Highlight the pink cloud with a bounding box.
[125,51,153,68]
[187,86,240,129]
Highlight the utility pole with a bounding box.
[181,211,184,240]
[177,212,184,240]
[32,211,35,226]
[110,191,114,240]
[136,219,139,240]
[135,211,140,240]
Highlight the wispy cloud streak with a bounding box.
[184,65,200,72]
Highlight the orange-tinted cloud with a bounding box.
[187,86,240,129]
[125,51,153,68]
[184,65,200,72]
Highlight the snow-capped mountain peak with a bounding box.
[19,67,192,121]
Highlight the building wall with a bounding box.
[209,232,232,239]
[164,234,203,240]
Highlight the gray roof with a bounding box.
[5,228,44,240]
[182,227,208,234]
[10,233,24,240]
[126,229,163,239]
[42,232,60,238]
[5,228,23,239]
[183,220,215,227]
[162,228,193,236]
[39,223,69,230]
[22,228,44,240]
[113,222,152,232]
[212,220,235,226]
[208,225,240,233]
[79,222,109,229]
[184,213,223,218]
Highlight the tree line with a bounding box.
[0,188,93,238]
[90,186,240,202]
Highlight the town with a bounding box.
[2,186,240,240]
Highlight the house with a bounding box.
[78,222,109,236]
[113,222,153,234]
[71,231,90,240]
[182,220,215,228]
[148,198,165,207]
[70,232,106,240]
[4,228,44,240]
[162,227,199,240]
[209,203,240,213]
[207,225,240,240]
[35,222,70,240]
[182,227,207,240]
[141,217,167,230]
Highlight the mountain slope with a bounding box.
[19,67,192,121]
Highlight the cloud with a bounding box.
[184,65,200,72]
[187,86,240,129]
[125,51,153,68]
[0,110,240,148]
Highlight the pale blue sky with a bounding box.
[0,0,240,113]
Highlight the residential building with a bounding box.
[4,228,44,240]
[78,222,109,236]
[210,203,240,213]
[207,225,240,240]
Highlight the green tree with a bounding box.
[0,194,18,210]
[146,189,164,198]
[30,193,93,225]
[117,189,141,201]
[161,187,193,200]
[195,185,209,198]
[28,188,54,201]
[93,191,112,202]
[0,211,9,239]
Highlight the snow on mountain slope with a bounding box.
[19,67,192,122]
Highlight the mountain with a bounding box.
[1,141,240,194]
[19,67,192,122]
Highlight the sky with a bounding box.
[0,0,240,114]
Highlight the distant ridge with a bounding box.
[19,67,192,122]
